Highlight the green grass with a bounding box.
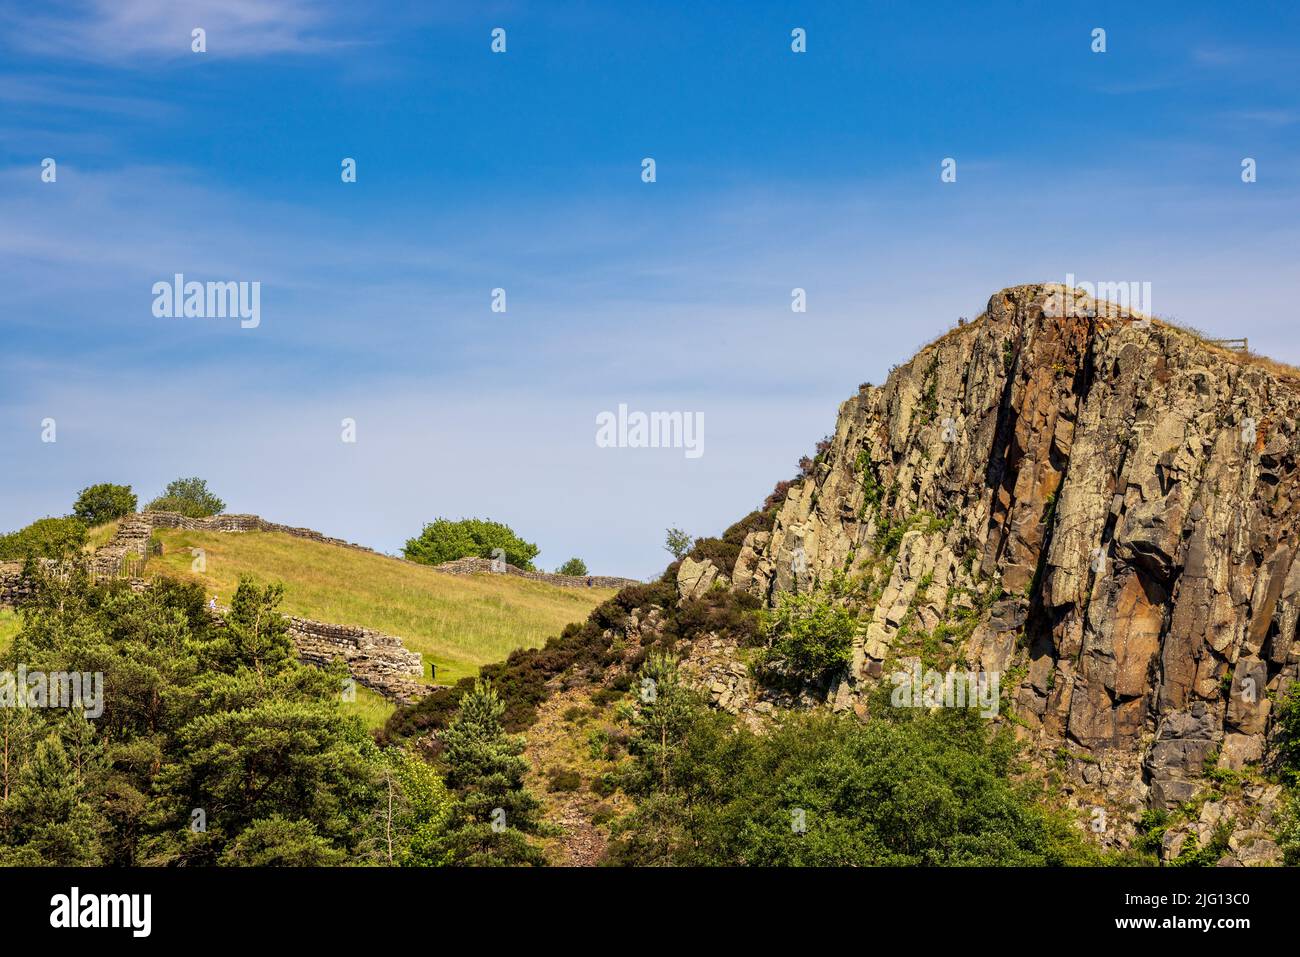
[0,608,19,655]
[84,520,122,552]
[342,684,396,731]
[147,529,619,685]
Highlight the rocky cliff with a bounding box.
[714,284,1297,860]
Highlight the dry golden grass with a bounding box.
[1153,318,1300,382]
[146,529,619,686]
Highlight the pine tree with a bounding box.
[438,680,544,865]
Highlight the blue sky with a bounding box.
[2,0,1299,578]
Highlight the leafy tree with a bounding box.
[664,527,692,561]
[145,476,225,518]
[0,517,87,561]
[367,748,456,866]
[557,557,588,576]
[437,680,544,865]
[403,518,539,571]
[758,590,857,682]
[72,483,138,526]
[612,690,1101,867]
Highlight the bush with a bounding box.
[145,477,225,518]
[1274,681,1300,785]
[763,479,797,514]
[403,518,539,571]
[0,517,88,561]
[664,528,692,561]
[557,557,588,576]
[611,670,1103,867]
[675,589,763,646]
[758,591,857,682]
[546,768,582,792]
[72,483,138,525]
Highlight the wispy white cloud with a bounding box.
[3,0,351,63]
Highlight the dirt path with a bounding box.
[523,685,631,866]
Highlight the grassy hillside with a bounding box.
[146,528,620,689]
[0,608,19,655]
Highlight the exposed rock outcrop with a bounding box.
[714,283,1299,860]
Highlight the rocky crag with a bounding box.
[675,284,1297,863]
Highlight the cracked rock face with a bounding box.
[730,284,1299,828]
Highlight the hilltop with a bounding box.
[144,524,619,687]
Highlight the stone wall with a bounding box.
[0,561,30,606]
[285,616,428,704]
[90,516,157,575]
[432,556,640,589]
[144,511,377,554]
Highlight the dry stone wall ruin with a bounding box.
[432,556,639,589]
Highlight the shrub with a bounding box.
[664,528,692,561]
[145,477,225,518]
[402,518,539,570]
[0,517,87,561]
[763,479,797,514]
[1274,681,1300,785]
[675,588,763,646]
[685,510,773,578]
[546,768,582,792]
[611,685,1104,867]
[71,483,137,525]
[758,590,857,682]
[557,557,588,576]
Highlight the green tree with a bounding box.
[758,590,857,682]
[72,483,138,526]
[221,816,346,866]
[367,748,456,866]
[437,680,544,865]
[0,730,105,865]
[613,698,1101,867]
[145,476,225,518]
[1,564,391,868]
[664,527,692,561]
[217,577,295,675]
[557,557,588,576]
[403,518,540,571]
[625,653,699,793]
[0,516,87,561]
